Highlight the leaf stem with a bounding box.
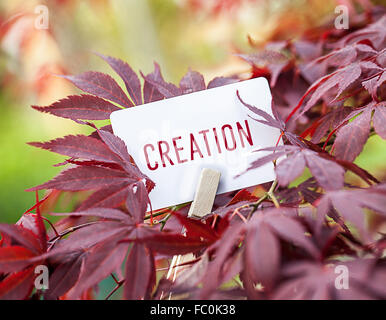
[160,213,172,231]
[246,179,279,219]
[40,216,60,238]
[267,180,280,208]
[105,280,124,300]
[111,273,120,285]
[144,210,170,221]
[47,221,98,250]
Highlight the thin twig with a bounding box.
[246,193,268,220]
[105,280,124,300]
[246,179,279,219]
[41,216,60,238]
[160,213,172,231]
[47,221,98,250]
[111,273,120,285]
[267,180,280,208]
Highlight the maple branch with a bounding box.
[267,180,280,208]
[231,207,248,223]
[245,179,279,220]
[144,203,187,227]
[246,194,268,220]
[47,221,98,250]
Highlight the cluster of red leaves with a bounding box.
[0,6,385,300]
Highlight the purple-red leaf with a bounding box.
[373,104,386,139]
[238,51,289,86]
[141,233,209,255]
[16,212,47,253]
[44,253,85,300]
[51,208,130,222]
[237,91,283,129]
[362,70,385,100]
[308,43,376,68]
[54,222,131,253]
[237,150,287,178]
[28,135,122,164]
[96,53,143,105]
[26,166,132,191]
[124,243,155,300]
[266,212,318,257]
[76,182,130,211]
[96,129,132,167]
[143,64,164,103]
[179,70,206,93]
[293,61,381,120]
[0,267,35,300]
[334,108,372,162]
[244,221,280,291]
[141,63,182,98]
[207,76,238,89]
[69,240,129,299]
[0,246,35,273]
[318,185,386,241]
[97,128,156,188]
[339,16,386,50]
[0,224,41,253]
[173,212,220,243]
[276,152,306,186]
[304,151,345,191]
[126,182,149,223]
[60,72,133,108]
[32,95,120,121]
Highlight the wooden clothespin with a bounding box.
[188,168,221,218]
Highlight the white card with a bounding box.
[110,77,281,210]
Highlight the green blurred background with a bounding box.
[0,0,385,224]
